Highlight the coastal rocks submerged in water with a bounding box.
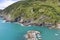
[56,23,60,29]
[24,30,42,40]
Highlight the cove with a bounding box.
[0,19,60,40]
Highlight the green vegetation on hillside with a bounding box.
[2,0,60,26]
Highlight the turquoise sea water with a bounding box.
[0,19,60,40]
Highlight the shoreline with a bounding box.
[0,16,60,29]
[5,20,60,29]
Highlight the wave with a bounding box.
[20,24,24,26]
[0,20,6,23]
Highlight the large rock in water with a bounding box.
[24,30,42,40]
[56,23,60,29]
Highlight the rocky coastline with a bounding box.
[0,15,60,29]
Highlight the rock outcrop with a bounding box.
[24,30,42,40]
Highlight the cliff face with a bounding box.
[1,0,60,26]
[0,9,2,15]
[0,9,2,13]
